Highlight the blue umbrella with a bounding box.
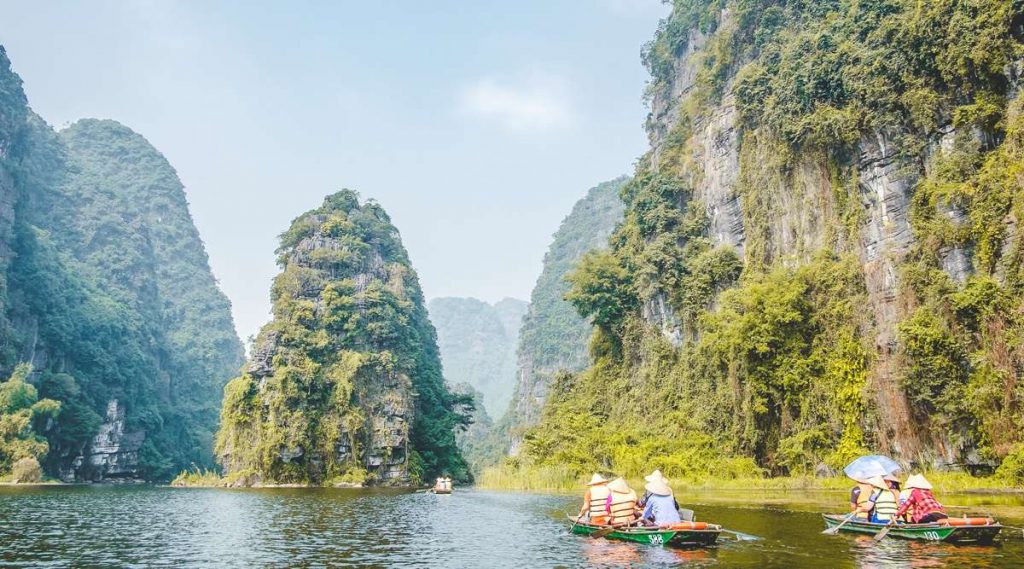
[843,455,901,481]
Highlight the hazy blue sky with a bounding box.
[1,0,666,343]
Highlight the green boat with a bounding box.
[567,516,721,547]
[822,514,1003,545]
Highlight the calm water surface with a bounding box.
[1,486,1022,567]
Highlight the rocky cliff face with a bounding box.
[636,2,1023,467]
[504,177,626,452]
[217,190,469,485]
[0,45,244,481]
[521,2,1024,477]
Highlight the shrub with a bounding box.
[11,457,42,484]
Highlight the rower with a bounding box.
[895,474,947,524]
[578,474,610,525]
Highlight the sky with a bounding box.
[0,0,667,344]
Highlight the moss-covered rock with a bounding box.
[216,191,470,486]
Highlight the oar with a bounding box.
[568,512,583,533]
[591,519,638,539]
[823,512,858,535]
[872,519,896,541]
[719,528,762,541]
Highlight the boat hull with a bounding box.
[569,518,719,547]
[822,514,1002,545]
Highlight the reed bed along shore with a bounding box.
[476,465,1023,495]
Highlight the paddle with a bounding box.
[569,512,584,534]
[590,519,638,539]
[719,528,762,541]
[872,519,896,541]
[823,511,858,535]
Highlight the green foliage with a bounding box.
[898,308,969,415]
[728,0,1021,146]
[565,250,637,334]
[519,0,1024,484]
[448,383,507,476]
[0,108,244,481]
[0,365,60,477]
[898,99,1024,457]
[995,444,1024,485]
[217,191,470,486]
[0,49,244,483]
[170,466,224,487]
[504,177,626,437]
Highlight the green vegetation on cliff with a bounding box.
[503,177,627,442]
[216,191,470,486]
[0,46,243,481]
[0,364,59,480]
[503,0,1024,485]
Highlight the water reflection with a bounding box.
[0,486,1020,568]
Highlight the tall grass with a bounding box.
[477,464,580,491]
[477,464,1023,494]
[170,466,225,487]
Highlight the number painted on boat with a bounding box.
[649,535,663,545]
[922,531,942,541]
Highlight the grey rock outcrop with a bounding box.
[637,8,1020,467]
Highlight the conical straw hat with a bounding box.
[586,473,609,486]
[608,477,632,494]
[644,469,669,483]
[645,479,672,496]
[905,473,933,490]
[865,475,888,489]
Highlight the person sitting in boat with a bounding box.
[578,473,611,525]
[605,477,639,526]
[857,476,900,523]
[850,478,876,520]
[640,478,681,527]
[894,474,947,524]
[637,470,679,510]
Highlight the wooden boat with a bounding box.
[431,487,452,494]
[567,515,720,547]
[822,514,1003,545]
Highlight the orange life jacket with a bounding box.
[853,483,874,520]
[607,489,638,524]
[587,485,610,522]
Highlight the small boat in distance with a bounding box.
[431,476,453,494]
[822,514,1003,545]
[567,515,721,547]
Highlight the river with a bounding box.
[1,486,1022,567]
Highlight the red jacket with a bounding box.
[895,488,944,523]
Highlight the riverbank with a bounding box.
[169,467,424,490]
[477,464,1024,495]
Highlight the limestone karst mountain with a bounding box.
[0,45,244,482]
[216,190,470,485]
[428,296,527,416]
